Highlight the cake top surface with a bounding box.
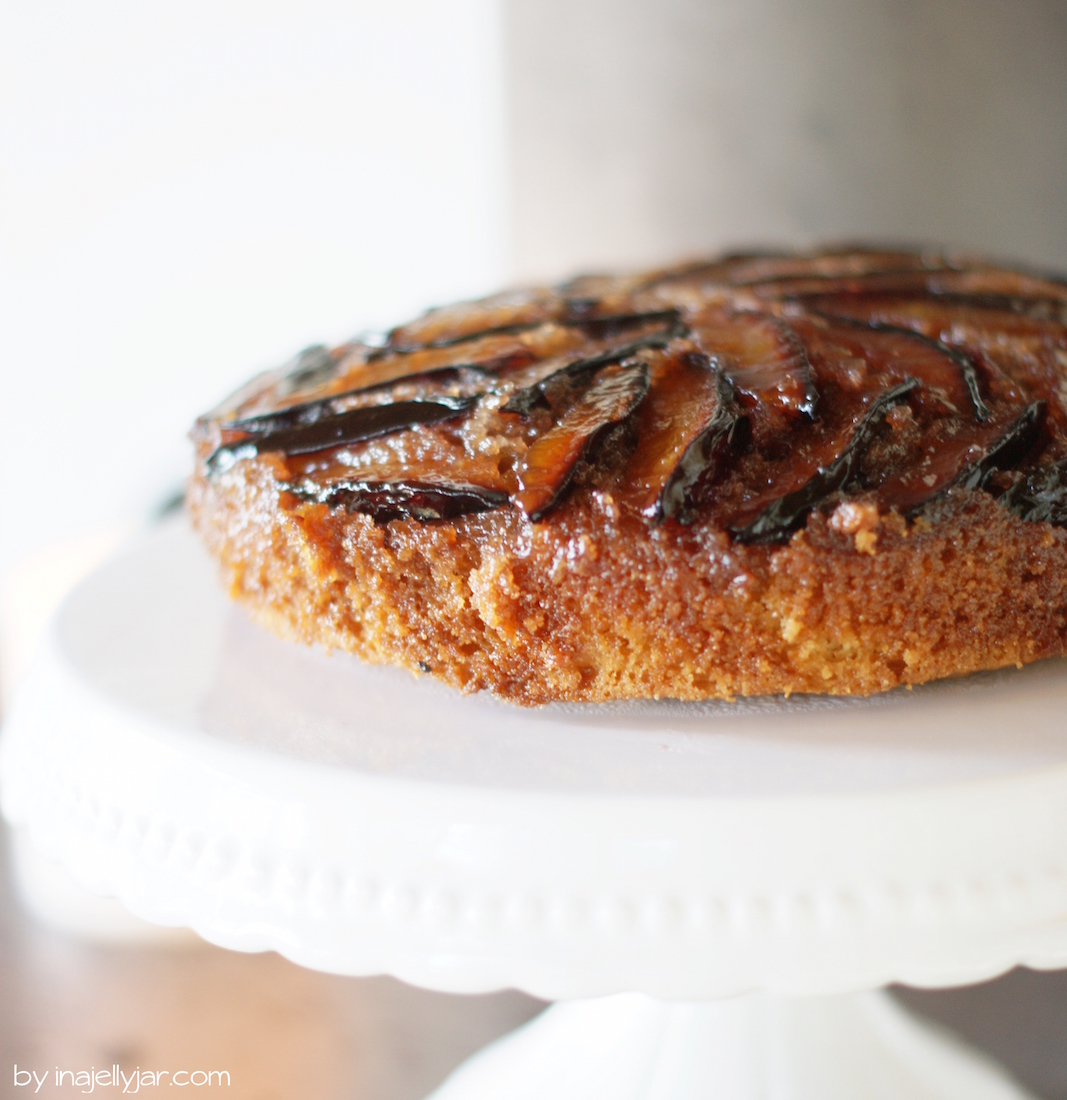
[195,247,1067,541]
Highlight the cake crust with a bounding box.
[189,249,1067,704]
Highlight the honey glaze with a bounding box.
[198,249,1067,543]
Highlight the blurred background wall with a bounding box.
[0,0,1065,701]
[505,0,1067,280]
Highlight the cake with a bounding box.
[188,248,1067,704]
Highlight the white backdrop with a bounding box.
[0,0,506,574]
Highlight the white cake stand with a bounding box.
[4,520,1067,1099]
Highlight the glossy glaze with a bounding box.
[199,249,1067,541]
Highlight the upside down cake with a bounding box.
[189,248,1067,705]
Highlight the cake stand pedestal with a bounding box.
[3,520,1067,1099]
[428,991,1027,1099]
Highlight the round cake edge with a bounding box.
[186,452,1067,706]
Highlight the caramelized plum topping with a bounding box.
[794,314,990,420]
[799,293,1067,337]
[198,249,1067,535]
[502,316,686,417]
[688,308,817,449]
[229,367,493,437]
[1001,457,1067,525]
[208,397,476,472]
[748,266,1067,303]
[871,401,1046,514]
[625,351,737,522]
[734,379,918,543]
[514,360,651,520]
[281,478,508,522]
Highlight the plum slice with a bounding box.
[322,346,532,398]
[688,309,817,436]
[791,314,990,421]
[280,477,509,522]
[514,360,651,520]
[227,366,493,437]
[286,337,535,405]
[718,311,1015,539]
[382,302,682,356]
[625,351,738,522]
[953,402,1047,489]
[752,267,1067,304]
[798,293,1067,335]
[796,294,1067,414]
[871,401,1046,514]
[502,318,685,417]
[1001,457,1067,526]
[208,396,476,471]
[733,379,918,543]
